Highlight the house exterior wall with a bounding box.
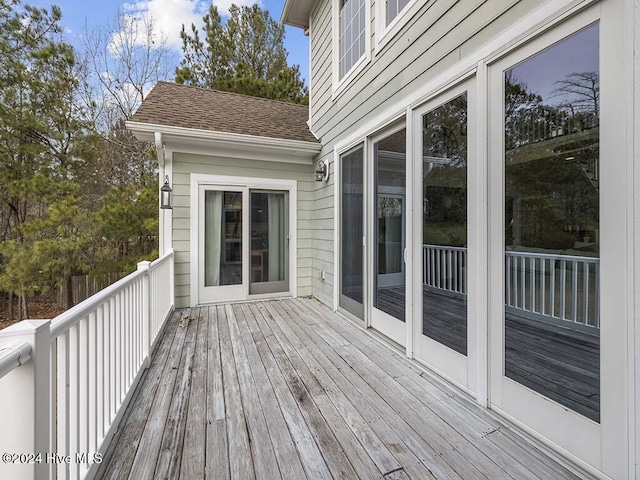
[308,0,540,309]
[170,152,314,308]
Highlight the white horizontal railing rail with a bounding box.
[422,244,600,331]
[0,342,32,380]
[0,249,174,480]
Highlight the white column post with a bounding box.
[137,261,151,368]
[0,320,50,480]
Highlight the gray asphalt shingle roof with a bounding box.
[130,82,318,144]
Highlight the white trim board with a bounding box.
[189,173,298,307]
[127,121,321,165]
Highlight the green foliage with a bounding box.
[504,72,600,252]
[94,180,159,274]
[0,1,160,316]
[176,4,308,104]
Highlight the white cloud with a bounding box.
[118,0,259,51]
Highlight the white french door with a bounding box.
[487,8,628,475]
[369,124,408,346]
[411,78,479,394]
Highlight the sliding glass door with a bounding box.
[370,125,407,346]
[412,78,478,392]
[199,184,290,303]
[339,145,365,319]
[488,18,606,464]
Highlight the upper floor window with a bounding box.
[386,0,410,26]
[339,0,366,79]
[375,0,426,53]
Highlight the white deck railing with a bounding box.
[0,249,174,480]
[423,245,467,296]
[423,244,600,331]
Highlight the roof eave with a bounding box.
[126,121,321,164]
[281,0,314,29]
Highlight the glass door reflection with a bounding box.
[422,93,468,356]
[249,190,289,295]
[502,23,600,423]
[370,126,407,346]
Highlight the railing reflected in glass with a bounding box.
[422,93,468,355]
[503,22,600,422]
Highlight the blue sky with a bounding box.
[30,0,310,84]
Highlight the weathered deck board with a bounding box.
[291,299,516,480]
[302,299,581,480]
[97,298,582,480]
[153,307,197,479]
[205,306,230,480]
[181,307,207,479]
[258,301,373,480]
[218,305,255,480]
[245,304,331,480]
[96,309,181,480]
[232,303,307,479]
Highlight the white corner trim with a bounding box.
[155,132,165,167]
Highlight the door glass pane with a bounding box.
[250,192,286,284]
[503,23,600,422]
[340,146,364,317]
[205,191,242,286]
[374,128,406,321]
[422,94,468,355]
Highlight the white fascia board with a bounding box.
[126,121,321,164]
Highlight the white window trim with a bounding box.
[332,0,371,98]
[375,0,434,54]
[189,173,298,307]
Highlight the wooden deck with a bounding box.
[97,298,582,480]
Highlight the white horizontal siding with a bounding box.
[171,152,314,307]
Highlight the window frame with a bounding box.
[375,0,434,54]
[332,0,371,97]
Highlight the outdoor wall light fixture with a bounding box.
[315,159,329,182]
[160,175,172,209]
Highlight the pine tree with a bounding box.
[175,4,308,105]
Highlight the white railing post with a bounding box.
[138,260,151,368]
[168,248,175,310]
[0,320,50,480]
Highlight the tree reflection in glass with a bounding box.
[503,22,600,422]
[422,93,468,355]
